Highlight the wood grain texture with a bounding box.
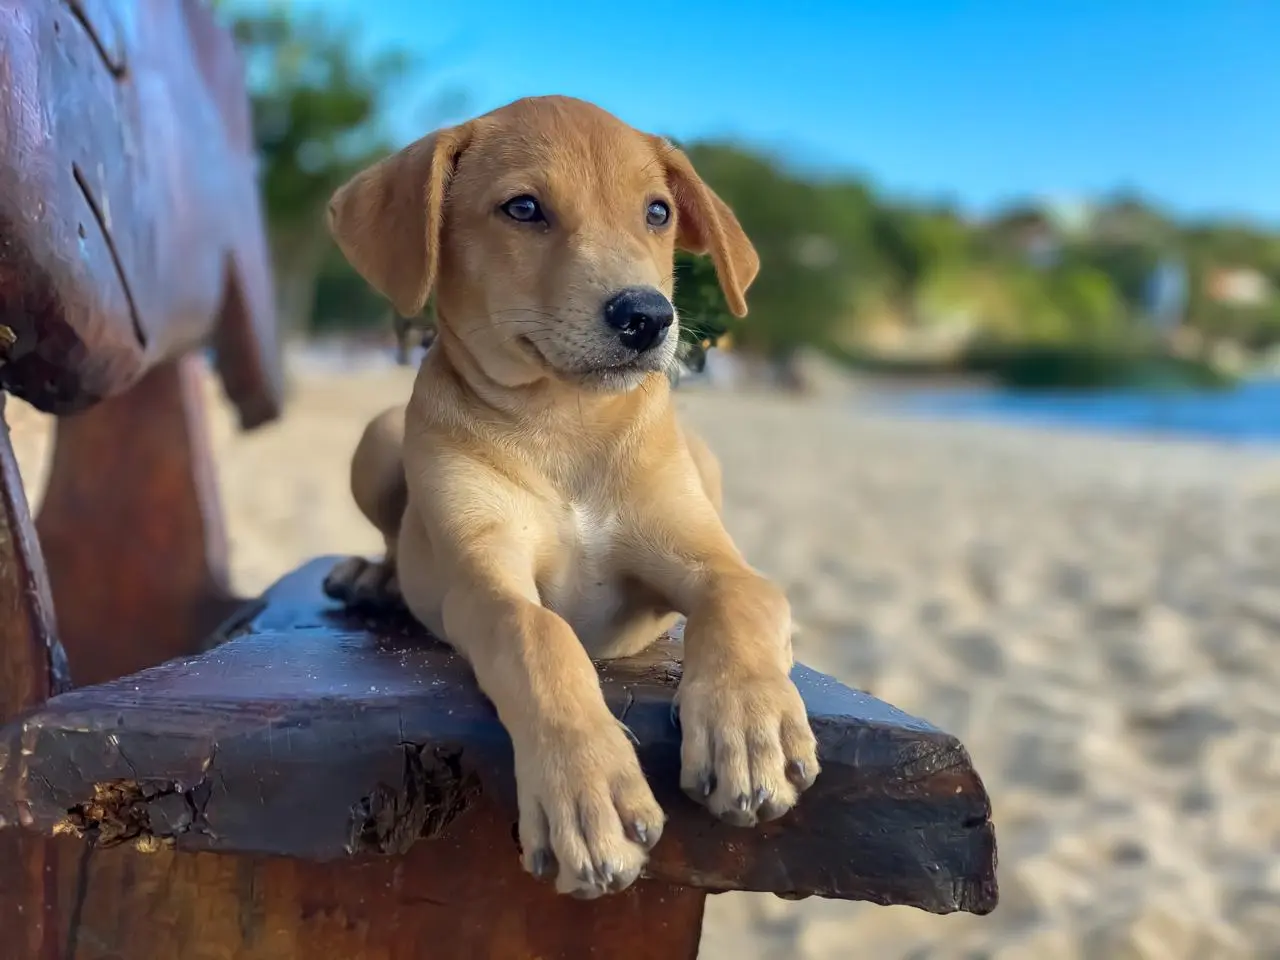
[0,397,69,721]
[38,801,705,960]
[0,0,282,425]
[35,355,241,688]
[0,397,69,960]
[0,558,999,916]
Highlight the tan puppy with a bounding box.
[324,96,819,899]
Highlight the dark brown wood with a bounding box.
[0,558,999,917]
[0,0,282,423]
[0,397,69,960]
[35,355,240,688]
[36,800,704,960]
[0,398,69,720]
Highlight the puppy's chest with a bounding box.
[539,500,631,640]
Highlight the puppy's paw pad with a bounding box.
[677,674,819,827]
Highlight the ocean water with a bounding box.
[888,379,1280,444]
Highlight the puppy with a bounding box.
[324,96,819,899]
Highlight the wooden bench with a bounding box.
[0,2,998,957]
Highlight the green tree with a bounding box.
[214,1,461,333]
[1049,266,1124,341]
[678,144,869,361]
[1060,238,1161,314]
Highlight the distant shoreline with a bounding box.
[873,377,1280,445]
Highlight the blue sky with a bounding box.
[277,0,1279,224]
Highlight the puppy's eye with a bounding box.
[501,195,545,223]
[646,200,671,227]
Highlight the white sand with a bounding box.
[8,362,1280,959]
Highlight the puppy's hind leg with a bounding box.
[324,406,409,611]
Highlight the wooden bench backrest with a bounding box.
[0,0,281,425]
[1,6,280,949]
[0,0,282,699]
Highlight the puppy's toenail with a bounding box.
[701,773,716,798]
[786,760,807,785]
[754,786,770,807]
[531,849,555,879]
[736,793,751,812]
[627,820,648,846]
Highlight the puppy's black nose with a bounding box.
[603,287,674,353]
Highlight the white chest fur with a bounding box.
[540,500,629,650]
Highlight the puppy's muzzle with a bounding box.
[603,287,674,354]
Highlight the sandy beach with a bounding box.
[8,361,1280,959]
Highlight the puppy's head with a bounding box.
[328,96,758,392]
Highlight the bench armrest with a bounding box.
[0,558,998,915]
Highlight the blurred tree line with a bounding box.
[213,0,461,336]
[219,3,1280,371]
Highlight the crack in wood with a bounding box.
[72,163,146,348]
[63,834,97,959]
[62,0,127,78]
[346,746,480,855]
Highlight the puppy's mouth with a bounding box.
[578,355,665,389]
[519,335,669,387]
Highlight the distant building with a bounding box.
[1022,227,1061,268]
[1042,197,1095,235]
[1206,267,1272,307]
[988,208,1061,267]
[987,198,1096,268]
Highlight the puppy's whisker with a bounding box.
[490,330,551,352]
[455,318,552,340]
[464,317,552,332]
[487,307,579,321]
[456,328,538,349]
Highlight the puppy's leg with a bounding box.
[626,489,819,827]
[324,406,408,609]
[405,510,665,898]
[676,569,818,826]
[683,426,723,515]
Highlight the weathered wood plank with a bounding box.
[0,558,999,915]
[0,0,281,424]
[0,397,69,720]
[35,355,241,688]
[41,802,706,960]
[0,396,70,960]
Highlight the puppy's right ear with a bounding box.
[659,143,760,319]
[327,125,471,318]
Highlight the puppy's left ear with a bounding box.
[660,143,760,318]
[327,124,472,318]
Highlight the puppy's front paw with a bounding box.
[677,669,819,827]
[515,720,665,899]
[323,556,403,611]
